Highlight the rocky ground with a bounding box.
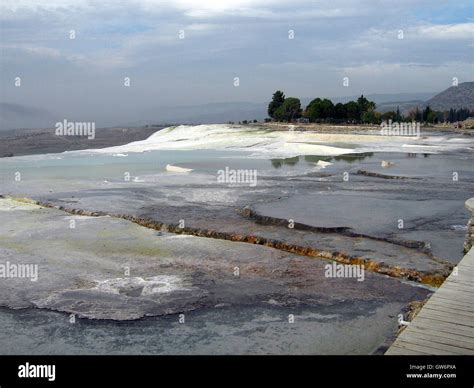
[0,126,164,157]
[0,197,430,321]
[0,197,431,354]
[0,126,472,354]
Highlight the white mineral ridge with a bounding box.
[93,275,189,296]
[166,164,194,173]
[73,124,473,158]
[0,198,41,211]
[381,160,394,168]
[315,160,333,168]
[83,125,355,158]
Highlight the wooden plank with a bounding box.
[457,272,474,279]
[439,282,474,297]
[415,309,474,327]
[423,299,474,312]
[387,247,474,355]
[450,260,474,266]
[440,284,474,294]
[385,345,428,355]
[446,282,474,289]
[453,274,474,280]
[412,317,474,338]
[449,264,474,272]
[424,300,474,314]
[453,267,474,274]
[430,290,474,304]
[437,280,474,289]
[401,329,474,351]
[456,261,474,266]
[407,325,474,345]
[392,339,458,355]
[450,267,474,274]
[430,293,474,306]
[452,274,474,280]
[387,340,438,355]
[421,305,474,319]
[429,295,474,307]
[426,295,474,308]
[393,336,471,355]
[436,282,474,292]
[456,268,474,274]
[427,295,474,309]
[447,274,474,282]
[454,265,474,272]
[448,272,474,279]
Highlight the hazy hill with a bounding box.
[2,88,472,130]
[134,93,437,126]
[0,103,56,131]
[425,82,474,111]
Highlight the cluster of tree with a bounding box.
[361,107,405,124]
[304,95,376,122]
[267,91,303,122]
[447,108,472,122]
[268,91,378,123]
[405,106,473,124]
[268,90,473,124]
[227,120,259,125]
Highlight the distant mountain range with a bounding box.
[132,92,438,126]
[1,84,473,130]
[0,103,56,130]
[121,87,474,125]
[424,82,474,111]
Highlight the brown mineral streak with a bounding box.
[15,196,451,287]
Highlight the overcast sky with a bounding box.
[1,0,473,127]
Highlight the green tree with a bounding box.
[274,97,302,122]
[344,101,360,121]
[395,106,403,121]
[334,103,346,119]
[381,111,397,121]
[416,107,422,121]
[408,106,422,121]
[422,105,432,122]
[426,111,438,124]
[304,98,335,121]
[321,98,335,119]
[375,111,382,123]
[448,108,455,122]
[357,95,376,114]
[362,110,378,124]
[268,90,285,119]
[304,98,322,121]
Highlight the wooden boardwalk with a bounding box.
[386,247,474,355]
